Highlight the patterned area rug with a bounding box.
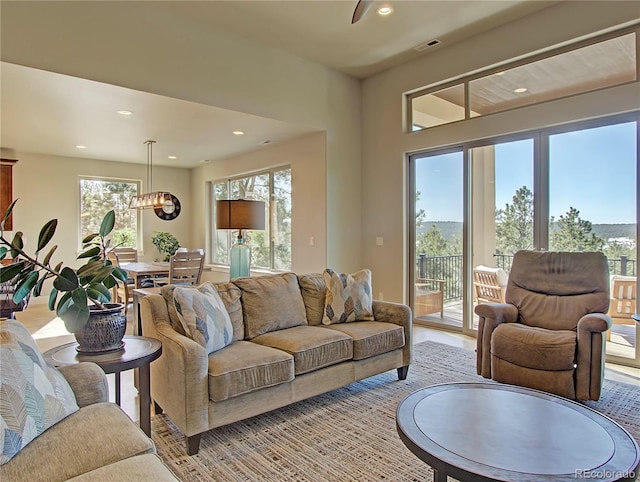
[152,341,640,481]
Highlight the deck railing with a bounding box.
[417,253,636,302]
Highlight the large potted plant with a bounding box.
[0,199,130,353]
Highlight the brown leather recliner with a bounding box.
[475,250,612,401]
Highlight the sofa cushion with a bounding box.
[322,268,374,325]
[322,321,405,360]
[66,454,178,481]
[298,273,326,326]
[233,273,307,339]
[174,282,234,354]
[0,402,154,481]
[491,323,577,371]
[162,281,243,340]
[0,319,79,465]
[208,341,294,402]
[252,325,353,375]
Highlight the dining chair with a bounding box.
[107,251,135,316]
[155,249,205,287]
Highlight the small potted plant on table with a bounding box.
[0,200,130,353]
[151,231,180,262]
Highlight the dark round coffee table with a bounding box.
[44,335,161,437]
[397,383,639,481]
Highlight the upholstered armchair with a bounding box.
[475,250,612,401]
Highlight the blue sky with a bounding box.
[416,121,637,225]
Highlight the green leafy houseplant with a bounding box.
[0,200,129,333]
[151,231,180,262]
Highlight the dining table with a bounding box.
[120,262,169,289]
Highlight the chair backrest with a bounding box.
[473,266,507,304]
[113,247,138,264]
[506,250,610,331]
[608,275,636,319]
[169,249,205,285]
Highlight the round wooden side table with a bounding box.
[44,335,161,437]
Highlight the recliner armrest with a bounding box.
[577,313,612,334]
[58,362,109,407]
[474,302,518,322]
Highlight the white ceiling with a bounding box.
[0,0,558,168]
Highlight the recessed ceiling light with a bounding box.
[377,6,393,16]
[200,159,211,164]
[259,140,272,145]
[232,130,245,136]
[514,87,528,93]
[168,156,177,160]
[75,145,87,149]
[117,110,133,116]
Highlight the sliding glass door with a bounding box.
[409,114,639,366]
[412,150,464,330]
[548,121,637,364]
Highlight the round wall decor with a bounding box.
[154,194,181,220]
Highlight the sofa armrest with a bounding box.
[140,294,210,437]
[575,313,612,401]
[372,300,412,367]
[58,362,109,407]
[474,303,518,378]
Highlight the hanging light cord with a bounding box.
[145,140,156,193]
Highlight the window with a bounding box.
[79,177,139,248]
[409,30,637,131]
[211,167,291,271]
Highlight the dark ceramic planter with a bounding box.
[74,303,126,354]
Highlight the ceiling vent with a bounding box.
[413,39,440,52]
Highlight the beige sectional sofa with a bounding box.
[140,272,412,455]
[0,320,178,482]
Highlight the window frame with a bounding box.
[407,27,638,132]
[210,165,292,272]
[78,175,141,251]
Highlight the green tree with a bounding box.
[417,225,448,256]
[495,186,533,255]
[549,207,605,252]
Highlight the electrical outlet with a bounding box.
[376,237,384,246]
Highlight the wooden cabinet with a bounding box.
[0,159,17,230]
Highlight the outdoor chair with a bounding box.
[475,250,611,401]
[606,275,636,341]
[473,265,507,304]
[414,278,445,318]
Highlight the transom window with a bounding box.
[409,30,637,131]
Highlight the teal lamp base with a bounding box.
[229,237,251,279]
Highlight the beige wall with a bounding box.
[3,151,191,303]
[1,1,363,273]
[192,131,328,282]
[361,2,640,303]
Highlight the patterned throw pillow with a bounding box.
[0,319,79,465]
[173,282,234,354]
[322,268,374,325]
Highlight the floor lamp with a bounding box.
[216,199,266,279]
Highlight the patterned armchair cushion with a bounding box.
[322,268,374,325]
[0,319,79,465]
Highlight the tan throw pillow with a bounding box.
[298,273,326,326]
[322,268,374,325]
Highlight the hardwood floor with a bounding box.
[14,304,640,425]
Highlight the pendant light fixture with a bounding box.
[129,140,172,209]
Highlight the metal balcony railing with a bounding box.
[417,253,636,303]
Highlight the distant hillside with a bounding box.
[418,222,636,241]
[591,224,636,240]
